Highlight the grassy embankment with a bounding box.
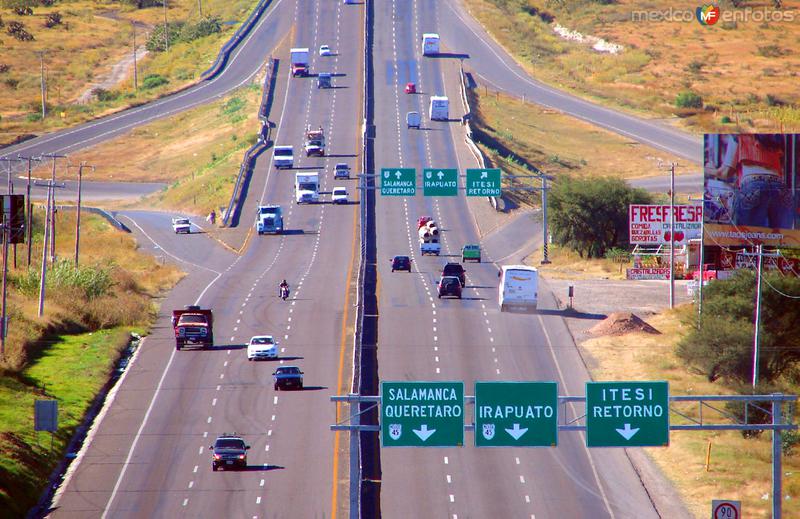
[462,0,800,133]
[0,0,259,146]
[34,80,262,217]
[0,211,182,516]
[582,308,800,518]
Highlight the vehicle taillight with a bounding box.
[213,454,221,460]
[238,454,245,460]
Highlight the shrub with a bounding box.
[3,77,19,88]
[757,45,784,57]
[686,60,704,74]
[44,12,61,28]
[92,87,119,102]
[675,91,703,109]
[25,112,41,122]
[179,16,221,42]
[145,22,183,52]
[0,64,9,73]
[7,21,34,41]
[11,260,114,299]
[766,94,784,106]
[142,74,168,89]
[721,115,732,123]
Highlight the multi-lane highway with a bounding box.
[20,0,701,517]
[47,0,362,516]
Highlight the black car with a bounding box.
[273,366,304,390]
[441,262,466,287]
[438,276,463,299]
[210,434,250,471]
[391,255,412,272]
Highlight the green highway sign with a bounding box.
[585,381,669,447]
[423,168,458,196]
[474,381,558,447]
[381,168,416,196]
[465,168,501,197]
[381,381,464,447]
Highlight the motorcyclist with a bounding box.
[279,280,289,299]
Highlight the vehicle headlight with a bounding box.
[200,328,207,335]
[178,328,186,336]
[238,454,246,460]
[213,454,221,460]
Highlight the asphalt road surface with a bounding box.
[48,0,362,517]
[372,0,665,517]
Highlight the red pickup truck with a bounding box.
[172,306,214,350]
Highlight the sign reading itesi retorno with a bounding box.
[585,381,669,447]
[629,204,702,245]
[381,381,464,447]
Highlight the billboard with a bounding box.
[704,134,800,247]
[629,204,702,245]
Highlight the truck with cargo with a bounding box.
[290,48,310,77]
[429,96,449,121]
[418,216,441,256]
[256,205,283,234]
[304,126,326,156]
[422,33,440,55]
[295,172,320,204]
[172,305,214,350]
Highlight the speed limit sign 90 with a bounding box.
[711,500,741,519]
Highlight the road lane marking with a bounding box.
[198,447,203,455]
[520,475,525,484]
[188,481,194,489]
[193,465,198,473]
[260,479,265,486]
[212,398,217,406]
[256,497,262,504]
[183,499,188,507]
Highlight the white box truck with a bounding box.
[499,265,538,313]
[290,48,310,77]
[429,96,449,121]
[422,33,440,56]
[295,172,320,204]
[273,145,294,169]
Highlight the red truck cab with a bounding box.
[172,305,214,350]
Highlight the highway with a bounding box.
[21,0,699,517]
[48,0,362,516]
[371,0,677,517]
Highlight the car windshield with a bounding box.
[278,367,300,374]
[299,182,317,191]
[336,164,348,170]
[215,438,245,450]
[179,314,206,324]
[394,257,409,264]
[334,189,346,195]
[251,337,273,345]
[174,219,189,224]
[275,148,292,156]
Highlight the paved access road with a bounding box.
[372,0,668,517]
[47,0,362,517]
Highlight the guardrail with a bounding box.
[222,57,277,227]
[52,204,131,233]
[201,0,273,79]
[458,62,499,212]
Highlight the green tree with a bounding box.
[548,176,652,258]
[677,270,800,383]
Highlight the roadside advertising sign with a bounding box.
[704,133,800,247]
[626,267,670,280]
[629,204,702,245]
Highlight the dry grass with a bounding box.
[0,0,259,145]
[527,244,626,280]
[462,0,800,133]
[581,307,800,518]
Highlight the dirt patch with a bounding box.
[588,311,660,336]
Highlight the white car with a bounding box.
[172,217,191,234]
[319,44,332,56]
[247,335,278,361]
[332,187,348,204]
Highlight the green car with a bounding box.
[461,244,481,263]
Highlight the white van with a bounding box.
[499,265,538,313]
[273,145,294,169]
[429,96,449,121]
[406,111,421,129]
[422,33,440,56]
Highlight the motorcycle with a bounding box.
[280,286,290,301]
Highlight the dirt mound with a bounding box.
[589,312,660,336]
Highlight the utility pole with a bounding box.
[198,0,203,17]
[17,155,38,266]
[38,183,52,317]
[131,21,139,90]
[73,163,92,266]
[669,163,676,309]
[163,0,169,53]
[541,175,551,265]
[41,154,65,265]
[37,51,47,119]
[1,210,8,358]
[753,243,764,390]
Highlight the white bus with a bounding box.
[422,33,440,56]
[499,265,538,313]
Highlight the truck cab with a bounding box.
[290,48,310,77]
[422,33,440,56]
[317,73,332,89]
[172,305,214,350]
[256,205,283,234]
[295,172,320,204]
[304,126,326,156]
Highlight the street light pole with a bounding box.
[669,162,675,309]
[752,243,764,390]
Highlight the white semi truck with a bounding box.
[422,33,440,56]
[256,205,283,234]
[429,96,449,121]
[295,172,320,204]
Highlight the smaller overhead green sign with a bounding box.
[465,168,501,197]
[585,381,669,447]
[423,168,458,196]
[475,382,558,447]
[381,381,464,447]
[381,168,416,196]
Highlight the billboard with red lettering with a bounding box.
[704,133,800,247]
[629,204,703,245]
